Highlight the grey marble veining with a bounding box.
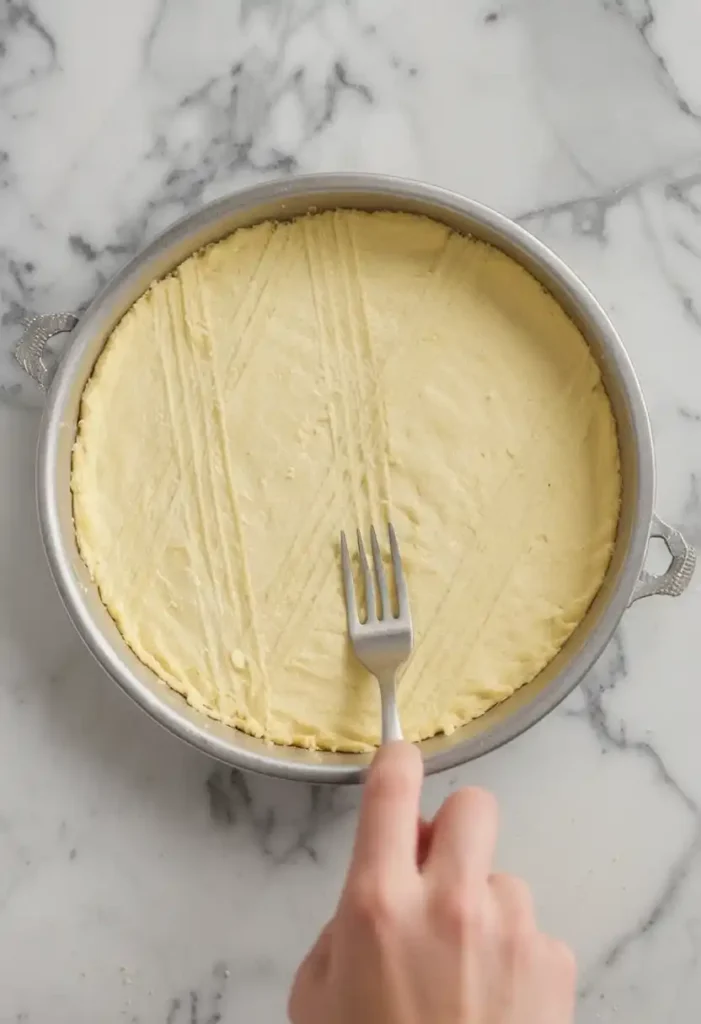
[2,1,701,1021]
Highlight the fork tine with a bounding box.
[340,531,359,632]
[370,525,391,619]
[388,522,409,618]
[356,529,376,622]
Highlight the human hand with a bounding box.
[289,742,575,1023]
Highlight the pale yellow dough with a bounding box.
[72,210,620,751]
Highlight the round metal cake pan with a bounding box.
[14,174,696,782]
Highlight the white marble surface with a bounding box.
[2,0,701,1020]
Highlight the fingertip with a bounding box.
[371,740,423,774]
[489,872,534,927]
[426,785,499,880]
[367,741,424,799]
[447,785,498,825]
[546,936,578,982]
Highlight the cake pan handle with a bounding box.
[630,514,696,603]
[13,312,79,390]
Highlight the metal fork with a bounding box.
[340,523,413,743]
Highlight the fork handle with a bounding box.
[379,675,403,743]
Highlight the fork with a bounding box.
[340,523,414,743]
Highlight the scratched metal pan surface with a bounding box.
[14,174,695,782]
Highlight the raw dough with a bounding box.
[72,210,620,751]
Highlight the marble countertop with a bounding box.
[2,1,701,1020]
